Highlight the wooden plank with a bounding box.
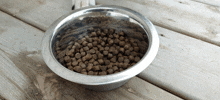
[0,0,72,31]
[0,11,181,100]
[1,0,220,99]
[139,26,220,100]
[1,0,220,46]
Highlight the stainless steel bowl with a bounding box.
[42,5,159,91]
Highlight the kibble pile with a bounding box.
[55,28,146,75]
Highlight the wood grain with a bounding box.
[191,0,220,7]
[0,11,181,100]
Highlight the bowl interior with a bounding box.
[43,5,159,85]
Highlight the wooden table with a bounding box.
[0,0,220,100]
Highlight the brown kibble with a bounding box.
[118,63,123,68]
[119,68,124,72]
[93,61,99,65]
[80,48,84,53]
[103,51,108,55]
[108,34,113,39]
[59,58,64,64]
[118,53,123,57]
[82,56,86,62]
[66,62,72,67]
[101,42,105,46]
[89,59,95,63]
[124,56,128,59]
[107,69,114,74]
[89,49,96,54]
[88,71,94,75]
[99,71,107,75]
[122,63,128,69]
[114,39,120,44]
[85,61,89,65]
[93,47,98,51]
[129,47,134,51]
[124,59,130,63]
[81,71,87,75]
[113,34,119,38]
[93,72,98,75]
[134,47,139,52]
[92,54,97,60]
[113,66,118,71]
[85,54,92,60]
[72,61,78,66]
[118,57,124,62]
[110,57,117,62]
[125,50,130,55]
[124,44,130,50]
[87,43,93,48]
[108,39,114,45]
[98,59,104,64]
[71,58,76,61]
[80,63,86,69]
[100,66,107,71]
[64,56,71,62]
[109,47,115,52]
[119,48,125,53]
[83,46,89,51]
[99,47,104,52]
[81,69,87,72]
[104,60,110,65]
[115,71,119,73]
[113,50,119,55]
[119,36,125,41]
[119,32,124,36]
[82,41,88,46]
[98,53,104,59]
[87,63,93,71]
[103,29,108,34]
[87,38,93,43]
[93,66,100,71]
[134,57,141,62]
[129,55,134,61]
[132,43,138,47]
[68,66,74,70]
[75,53,81,59]
[77,59,82,62]
[131,51,137,56]
[74,42,81,49]
[108,53,113,58]
[131,63,136,66]
[103,37,108,42]
[81,52,86,57]
[107,64,113,69]
[119,41,125,46]
[91,32,97,37]
[92,41,98,46]
[66,49,74,56]
[73,66,82,72]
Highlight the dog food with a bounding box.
[54,28,147,75]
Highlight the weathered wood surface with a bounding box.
[1,0,220,100]
[0,11,182,100]
[192,0,220,7]
[1,0,220,46]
